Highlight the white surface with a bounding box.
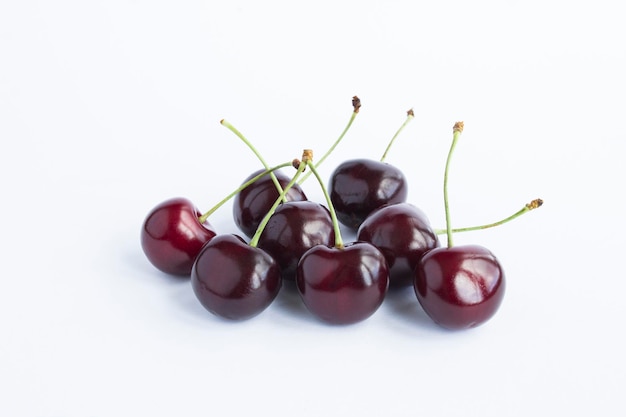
[2,1,625,416]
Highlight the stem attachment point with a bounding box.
[527,198,543,210]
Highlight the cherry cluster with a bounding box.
[140,98,542,330]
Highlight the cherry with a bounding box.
[297,242,389,325]
[327,109,414,230]
[329,159,408,229]
[414,122,505,330]
[191,234,281,320]
[257,200,335,281]
[233,168,307,238]
[415,245,505,330]
[295,157,389,325]
[412,197,543,329]
[141,197,217,276]
[357,203,439,288]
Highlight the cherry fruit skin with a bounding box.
[329,158,408,230]
[233,169,307,238]
[414,245,505,330]
[191,234,281,320]
[141,197,217,276]
[296,242,389,325]
[257,201,335,281]
[357,203,440,288]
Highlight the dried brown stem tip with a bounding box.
[292,159,302,170]
[407,108,415,117]
[352,96,361,113]
[453,121,464,133]
[302,149,314,163]
[526,199,544,210]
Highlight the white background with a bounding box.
[2,1,625,416]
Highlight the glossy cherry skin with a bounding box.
[329,158,408,230]
[357,203,440,288]
[191,234,281,320]
[414,245,505,330]
[296,242,389,325]
[141,197,217,276]
[233,169,307,238]
[257,201,335,281]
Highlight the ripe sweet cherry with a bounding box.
[296,155,389,325]
[414,122,507,330]
[328,109,414,229]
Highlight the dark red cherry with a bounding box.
[329,158,408,230]
[357,203,439,288]
[233,169,307,238]
[414,245,505,330]
[141,197,217,276]
[296,242,389,325]
[257,201,335,281]
[191,234,281,320]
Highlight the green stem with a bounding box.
[433,199,544,235]
[304,159,344,249]
[443,122,464,248]
[198,161,294,224]
[221,119,287,202]
[298,96,361,185]
[249,158,307,248]
[380,109,414,162]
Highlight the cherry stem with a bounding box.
[380,108,414,162]
[443,122,464,248]
[298,96,361,185]
[198,161,294,224]
[220,119,287,202]
[303,157,345,250]
[249,155,310,248]
[434,199,544,235]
